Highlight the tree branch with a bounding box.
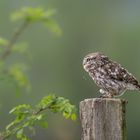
[1,21,29,60]
[0,106,50,140]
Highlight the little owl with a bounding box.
[83,52,140,97]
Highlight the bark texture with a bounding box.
[80,98,127,140]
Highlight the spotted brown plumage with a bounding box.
[83,52,140,97]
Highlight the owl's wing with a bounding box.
[105,61,139,86]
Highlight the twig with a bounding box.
[0,106,50,140]
[1,21,29,60]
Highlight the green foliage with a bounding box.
[12,42,29,55]
[0,7,61,93]
[37,95,76,120]
[9,63,31,92]
[0,6,77,140]
[0,95,76,140]
[11,7,61,35]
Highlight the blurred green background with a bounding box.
[1,0,140,140]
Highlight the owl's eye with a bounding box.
[87,58,91,62]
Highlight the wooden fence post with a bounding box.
[80,98,127,140]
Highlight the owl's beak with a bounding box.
[83,59,88,71]
[83,59,86,66]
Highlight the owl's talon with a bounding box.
[99,94,110,98]
[98,92,114,98]
[98,95,106,98]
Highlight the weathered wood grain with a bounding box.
[80,98,127,140]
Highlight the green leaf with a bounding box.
[4,95,76,140]
[6,121,15,130]
[9,63,31,92]
[38,121,48,128]
[11,7,61,35]
[37,94,56,109]
[12,42,29,54]
[44,19,62,35]
[16,129,23,139]
[44,8,56,18]
[63,111,70,119]
[9,104,31,114]
[36,114,43,120]
[11,7,56,23]
[0,37,8,46]
[16,131,30,140]
[71,113,77,121]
